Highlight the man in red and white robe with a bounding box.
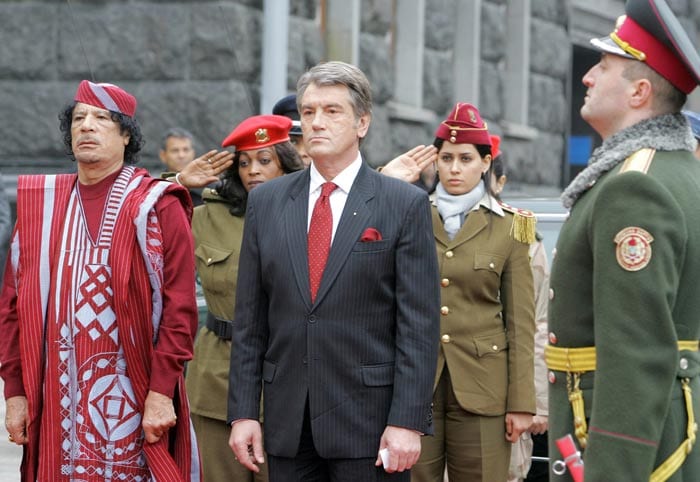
[0,80,201,481]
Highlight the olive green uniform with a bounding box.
[548,150,700,481]
[413,196,535,482]
[185,189,268,482]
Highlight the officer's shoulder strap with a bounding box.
[498,200,536,244]
[619,148,656,174]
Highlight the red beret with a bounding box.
[434,103,491,147]
[222,115,292,151]
[490,134,502,158]
[590,0,700,94]
[74,80,137,117]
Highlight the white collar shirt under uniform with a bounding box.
[307,153,362,243]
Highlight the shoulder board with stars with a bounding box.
[498,200,537,245]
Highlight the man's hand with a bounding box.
[142,390,177,444]
[229,419,264,473]
[5,395,28,445]
[177,149,234,188]
[528,414,548,435]
[374,425,422,473]
[505,412,534,443]
[380,145,437,183]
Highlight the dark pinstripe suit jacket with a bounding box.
[228,162,440,458]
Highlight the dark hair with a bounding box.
[218,141,304,217]
[160,127,194,150]
[433,137,494,218]
[491,153,506,179]
[488,153,506,201]
[59,102,144,165]
[433,137,492,186]
[432,138,492,158]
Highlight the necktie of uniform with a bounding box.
[308,182,338,302]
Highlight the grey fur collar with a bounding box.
[561,113,695,209]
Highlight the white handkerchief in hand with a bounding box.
[379,448,390,469]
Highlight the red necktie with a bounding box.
[308,182,338,302]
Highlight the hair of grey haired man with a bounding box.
[296,61,373,120]
[160,127,195,150]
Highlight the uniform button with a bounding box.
[445,250,454,258]
[440,306,449,315]
[207,257,213,265]
[552,248,557,260]
[680,358,689,370]
[549,332,558,345]
[489,262,495,269]
[441,278,450,287]
[441,334,451,343]
[308,315,316,323]
[549,288,554,300]
[548,371,556,384]
[491,344,498,351]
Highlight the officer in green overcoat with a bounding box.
[547,1,700,481]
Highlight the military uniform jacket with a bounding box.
[548,149,700,481]
[185,189,243,421]
[432,193,536,416]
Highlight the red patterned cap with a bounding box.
[221,115,292,151]
[434,103,491,147]
[74,80,137,117]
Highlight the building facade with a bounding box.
[0,0,699,202]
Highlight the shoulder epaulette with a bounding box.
[619,148,655,174]
[498,200,537,244]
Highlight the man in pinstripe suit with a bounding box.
[228,61,440,482]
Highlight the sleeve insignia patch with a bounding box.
[614,227,653,271]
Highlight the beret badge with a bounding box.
[255,128,270,144]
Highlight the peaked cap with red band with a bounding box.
[435,103,492,147]
[590,0,700,94]
[221,115,292,151]
[74,80,137,117]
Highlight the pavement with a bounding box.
[0,379,23,482]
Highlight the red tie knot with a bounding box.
[321,182,338,199]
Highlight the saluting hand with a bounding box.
[380,145,437,183]
[177,149,234,188]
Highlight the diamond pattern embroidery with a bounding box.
[75,265,116,341]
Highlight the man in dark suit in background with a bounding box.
[228,61,440,482]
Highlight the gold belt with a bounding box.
[545,341,699,372]
[545,341,699,482]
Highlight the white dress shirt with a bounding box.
[307,153,363,243]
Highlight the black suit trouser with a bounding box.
[267,399,410,482]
